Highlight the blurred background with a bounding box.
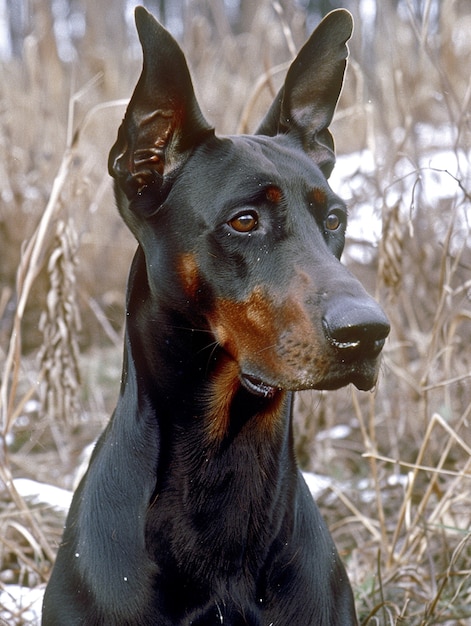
[0,0,470,623]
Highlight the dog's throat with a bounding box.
[240,374,280,399]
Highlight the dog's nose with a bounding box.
[322,296,390,360]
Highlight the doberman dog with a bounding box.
[42,6,389,625]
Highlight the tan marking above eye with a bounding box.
[228,211,258,233]
[310,187,327,207]
[265,185,282,204]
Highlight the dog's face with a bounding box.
[109,7,389,396]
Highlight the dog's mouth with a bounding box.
[239,360,380,397]
[240,374,281,399]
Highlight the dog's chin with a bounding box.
[318,361,381,392]
[316,373,377,392]
[240,362,380,397]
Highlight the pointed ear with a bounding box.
[256,9,353,178]
[109,7,213,199]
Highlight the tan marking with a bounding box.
[204,274,357,441]
[210,287,280,365]
[178,252,200,299]
[265,185,282,204]
[208,280,327,391]
[310,187,327,208]
[250,390,287,437]
[205,354,287,443]
[206,356,241,442]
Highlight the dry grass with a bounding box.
[0,1,470,624]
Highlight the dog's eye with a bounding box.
[325,210,342,231]
[228,211,259,233]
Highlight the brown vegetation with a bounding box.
[0,1,470,623]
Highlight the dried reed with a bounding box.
[38,219,82,425]
[0,1,470,624]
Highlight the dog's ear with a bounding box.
[256,9,353,178]
[109,7,213,199]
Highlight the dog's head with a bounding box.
[109,7,389,397]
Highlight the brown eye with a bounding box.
[228,211,258,233]
[325,211,341,231]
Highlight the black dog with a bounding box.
[42,7,389,625]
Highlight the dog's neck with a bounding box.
[117,255,299,580]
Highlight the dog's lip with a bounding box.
[240,373,281,399]
[240,359,380,395]
[311,362,380,392]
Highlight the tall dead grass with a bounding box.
[0,1,470,624]
[295,2,471,623]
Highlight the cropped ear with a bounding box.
[256,9,353,178]
[109,7,213,199]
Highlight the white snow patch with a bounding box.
[0,584,43,625]
[302,472,333,498]
[13,478,72,513]
[316,424,352,441]
[330,139,471,264]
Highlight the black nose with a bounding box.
[322,295,390,360]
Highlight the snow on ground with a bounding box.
[0,481,72,623]
[13,478,73,513]
[0,585,43,625]
[330,139,470,263]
